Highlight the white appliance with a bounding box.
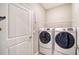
[77,28,79,55]
[38,28,54,55]
[54,28,77,55]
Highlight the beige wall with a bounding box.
[46,4,72,28]
[28,3,45,54]
[72,4,79,55]
[72,4,79,27]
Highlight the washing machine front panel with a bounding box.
[39,31,51,44]
[39,47,52,55]
[39,28,54,55]
[55,32,75,49]
[54,28,76,55]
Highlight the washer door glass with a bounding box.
[39,31,51,44]
[55,32,75,49]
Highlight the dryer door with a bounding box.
[55,32,75,49]
[39,31,51,44]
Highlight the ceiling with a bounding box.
[40,3,66,10]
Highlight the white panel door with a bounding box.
[8,40,32,55]
[8,4,29,38]
[8,4,33,55]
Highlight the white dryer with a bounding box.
[38,28,54,55]
[54,28,77,55]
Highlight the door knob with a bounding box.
[0,16,6,21]
[29,36,32,39]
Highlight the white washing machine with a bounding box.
[54,27,77,55]
[76,27,79,55]
[38,28,54,55]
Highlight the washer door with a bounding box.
[55,32,75,49]
[39,31,51,44]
